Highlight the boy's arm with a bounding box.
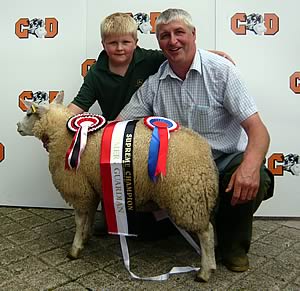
[68,103,85,114]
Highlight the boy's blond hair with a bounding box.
[101,13,138,41]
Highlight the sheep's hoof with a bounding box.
[194,275,207,283]
[67,248,80,260]
[194,270,210,283]
[67,253,77,260]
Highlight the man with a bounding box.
[119,8,274,272]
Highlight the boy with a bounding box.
[68,13,166,120]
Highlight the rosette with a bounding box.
[144,117,179,182]
[65,113,106,170]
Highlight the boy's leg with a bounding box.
[216,154,273,272]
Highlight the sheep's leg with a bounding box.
[68,195,99,259]
[68,209,90,259]
[85,199,100,240]
[195,222,216,282]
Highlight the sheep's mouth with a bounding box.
[16,126,26,136]
[17,129,26,136]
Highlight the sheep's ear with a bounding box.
[22,99,34,110]
[53,90,64,104]
[21,99,48,115]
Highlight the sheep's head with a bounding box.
[17,90,64,137]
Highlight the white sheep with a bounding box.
[17,91,218,282]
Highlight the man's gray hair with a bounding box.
[155,8,195,37]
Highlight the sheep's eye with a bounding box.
[26,112,32,117]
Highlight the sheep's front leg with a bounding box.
[68,209,90,259]
[195,222,216,282]
[68,195,99,259]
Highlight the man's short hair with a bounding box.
[101,12,138,41]
[155,8,195,37]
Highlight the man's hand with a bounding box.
[226,113,270,206]
[225,163,260,206]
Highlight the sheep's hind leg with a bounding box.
[195,222,216,282]
[68,209,90,259]
[85,196,100,240]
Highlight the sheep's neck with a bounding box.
[34,107,73,150]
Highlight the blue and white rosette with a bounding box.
[144,116,179,182]
[65,113,106,170]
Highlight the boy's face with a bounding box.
[102,34,137,66]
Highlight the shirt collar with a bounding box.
[159,49,202,80]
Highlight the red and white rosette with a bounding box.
[144,116,179,182]
[65,113,106,170]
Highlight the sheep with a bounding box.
[17,91,219,282]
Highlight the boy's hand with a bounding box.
[209,50,236,65]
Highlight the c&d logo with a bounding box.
[15,17,58,38]
[290,72,300,94]
[18,91,59,111]
[231,13,279,35]
[81,59,96,78]
[131,12,160,34]
[268,153,300,176]
[0,143,4,163]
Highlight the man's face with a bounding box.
[102,34,137,66]
[157,20,196,66]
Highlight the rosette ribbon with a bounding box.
[65,113,106,170]
[144,117,179,182]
